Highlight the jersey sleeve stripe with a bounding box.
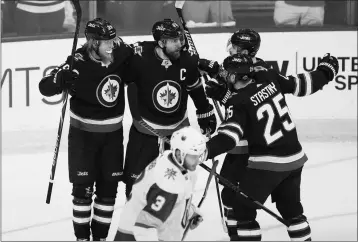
[186,78,202,91]
[219,122,244,137]
[304,72,313,96]
[134,222,157,229]
[135,210,163,229]
[297,74,307,96]
[217,126,242,139]
[293,75,300,96]
[217,129,240,146]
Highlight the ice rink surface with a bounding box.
[2,120,357,241]
[2,99,357,241]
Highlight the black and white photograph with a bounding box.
[1,1,357,241]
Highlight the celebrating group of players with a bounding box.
[39,16,339,241]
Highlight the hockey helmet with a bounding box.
[223,53,254,84]
[170,126,208,166]
[85,18,116,41]
[230,29,261,57]
[152,19,184,42]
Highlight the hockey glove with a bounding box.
[188,204,204,230]
[205,76,232,105]
[54,68,78,94]
[316,53,339,81]
[196,104,217,136]
[198,58,220,78]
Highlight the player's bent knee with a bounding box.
[95,180,119,199]
[221,187,235,205]
[276,200,303,221]
[72,183,94,199]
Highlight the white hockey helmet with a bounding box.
[170,126,208,166]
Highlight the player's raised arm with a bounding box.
[256,53,339,96]
[206,104,246,160]
[186,63,217,136]
[198,58,220,78]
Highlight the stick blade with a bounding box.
[175,1,185,9]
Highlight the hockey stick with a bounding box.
[136,119,290,227]
[175,1,197,56]
[46,0,82,204]
[175,1,227,233]
[175,1,225,122]
[181,159,219,241]
[198,164,290,227]
[201,75,225,122]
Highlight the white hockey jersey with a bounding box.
[117,150,198,241]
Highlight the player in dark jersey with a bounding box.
[200,29,270,239]
[205,53,339,241]
[123,18,217,199]
[39,18,133,241]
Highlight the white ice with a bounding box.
[1,94,357,241]
[2,137,357,241]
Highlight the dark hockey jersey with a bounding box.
[38,41,133,132]
[207,68,332,172]
[226,56,270,155]
[125,41,210,136]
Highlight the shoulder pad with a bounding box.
[152,152,185,195]
[181,49,199,65]
[227,91,245,104]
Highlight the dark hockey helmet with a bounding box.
[230,29,261,57]
[223,53,254,83]
[152,19,184,41]
[85,18,116,41]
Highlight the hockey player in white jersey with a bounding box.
[114,126,207,241]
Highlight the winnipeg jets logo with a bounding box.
[161,59,172,69]
[96,74,121,107]
[152,80,181,113]
[239,35,251,41]
[156,25,165,31]
[232,58,242,63]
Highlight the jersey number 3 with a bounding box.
[151,195,166,211]
[256,93,295,145]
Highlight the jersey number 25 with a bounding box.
[256,93,295,145]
